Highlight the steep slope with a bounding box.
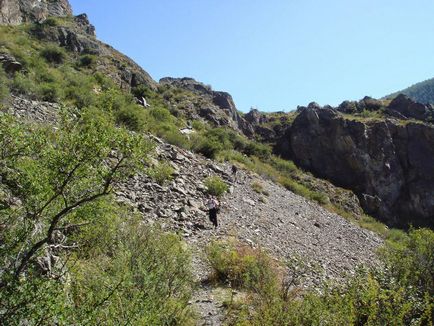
[5,93,384,324]
[99,137,384,325]
[385,77,434,104]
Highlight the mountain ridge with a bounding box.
[385,77,434,104]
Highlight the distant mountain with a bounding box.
[385,77,434,104]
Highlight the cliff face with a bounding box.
[277,107,434,228]
[0,0,72,25]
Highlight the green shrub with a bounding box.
[0,110,172,324]
[216,150,252,167]
[68,218,195,325]
[271,156,298,175]
[206,241,278,295]
[160,128,189,148]
[243,141,272,160]
[196,138,224,159]
[39,82,61,102]
[63,70,98,108]
[41,45,66,64]
[359,215,389,237]
[78,54,96,67]
[11,72,35,96]
[116,105,147,131]
[204,176,228,197]
[43,17,58,27]
[191,119,206,131]
[149,107,172,122]
[147,161,174,185]
[380,228,434,295]
[132,84,151,98]
[309,191,329,204]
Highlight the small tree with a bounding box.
[0,108,153,287]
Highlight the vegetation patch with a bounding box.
[147,161,175,186]
[204,176,228,197]
[212,230,434,326]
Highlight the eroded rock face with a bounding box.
[159,77,251,133]
[0,0,72,25]
[279,107,434,228]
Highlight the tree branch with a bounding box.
[12,157,125,279]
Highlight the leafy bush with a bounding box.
[147,161,175,185]
[196,138,225,159]
[380,228,434,295]
[160,128,190,148]
[204,176,228,197]
[216,149,252,167]
[116,104,147,131]
[243,141,272,160]
[78,54,96,67]
[39,82,61,102]
[206,241,278,295]
[68,218,195,325]
[132,84,151,98]
[149,107,173,122]
[41,45,66,64]
[11,72,36,96]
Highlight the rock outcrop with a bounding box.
[277,106,434,228]
[27,12,157,90]
[0,0,156,91]
[388,94,434,122]
[0,52,22,74]
[0,0,72,25]
[159,77,251,133]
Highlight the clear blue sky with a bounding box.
[69,0,434,112]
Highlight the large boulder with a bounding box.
[277,106,434,228]
[0,0,72,25]
[388,94,434,122]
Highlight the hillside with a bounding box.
[385,77,434,104]
[0,1,433,325]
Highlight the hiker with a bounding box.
[231,164,238,181]
[207,195,220,229]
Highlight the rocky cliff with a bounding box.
[159,77,253,134]
[277,106,434,228]
[0,0,72,25]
